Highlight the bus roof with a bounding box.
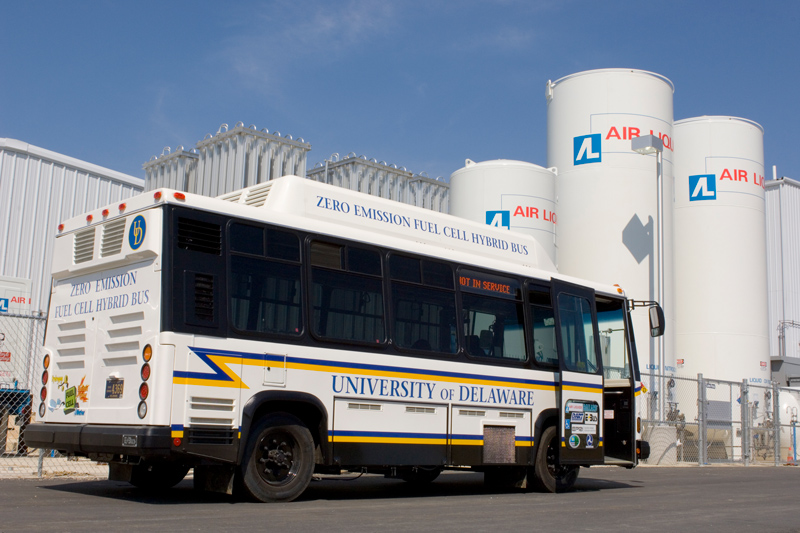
[55,175,628,299]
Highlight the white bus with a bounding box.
[28,175,659,501]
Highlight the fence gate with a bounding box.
[698,377,745,464]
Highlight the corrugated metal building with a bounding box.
[766,178,800,369]
[306,153,449,212]
[143,123,311,197]
[0,139,143,313]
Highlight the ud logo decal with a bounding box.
[689,174,716,201]
[129,215,146,250]
[0,298,7,312]
[485,210,510,229]
[573,134,601,165]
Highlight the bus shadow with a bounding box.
[40,471,637,505]
[301,472,637,501]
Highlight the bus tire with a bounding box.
[129,461,190,490]
[238,412,314,503]
[532,426,579,493]
[399,466,442,484]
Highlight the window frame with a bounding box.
[388,252,458,357]
[226,220,304,340]
[456,266,528,366]
[306,236,388,348]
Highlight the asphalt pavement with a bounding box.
[1,466,798,532]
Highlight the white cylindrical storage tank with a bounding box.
[546,69,676,390]
[450,159,557,266]
[673,116,768,384]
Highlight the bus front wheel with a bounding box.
[532,426,579,493]
[239,413,314,503]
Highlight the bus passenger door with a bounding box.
[551,280,604,465]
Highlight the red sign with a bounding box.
[760,361,768,368]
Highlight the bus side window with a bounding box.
[459,268,526,362]
[529,288,558,368]
[390,254,457,355]
[596,297,631,380]
[557,293,599,374]
[229,224,302,337]
[310,241,385,345]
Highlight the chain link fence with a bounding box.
[3,314,799,477]
[0,313,105,479]
[641,372,800,467]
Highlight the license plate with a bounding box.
[105,378,124,398]
[122,435,138,447]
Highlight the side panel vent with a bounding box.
[243,182,273,207]
[217,182,273,207]
[218,190,242,203]
[193,273,215,322]
[74,228,96,264]
[101,218,127,257]
[186,428,236,445]
[177,218,221,255]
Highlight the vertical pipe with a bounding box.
[698,373,706,465]
[657,149,665,423]
[773,381,781,466]
[741,379,749,466]
[779,182,787,355]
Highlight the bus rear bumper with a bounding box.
[26,423,172,458]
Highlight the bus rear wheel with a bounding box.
[239,413,314,503]
[531,426,579,493]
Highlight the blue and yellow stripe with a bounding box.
[174,346,560,392]
[329,430,534,447]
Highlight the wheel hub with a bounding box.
[257,435,296,485]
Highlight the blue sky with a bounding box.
[2,1,798,182]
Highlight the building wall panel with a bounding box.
[0,139,143,313]
[766,178,800,359]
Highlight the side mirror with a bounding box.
[649,305,665,337]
